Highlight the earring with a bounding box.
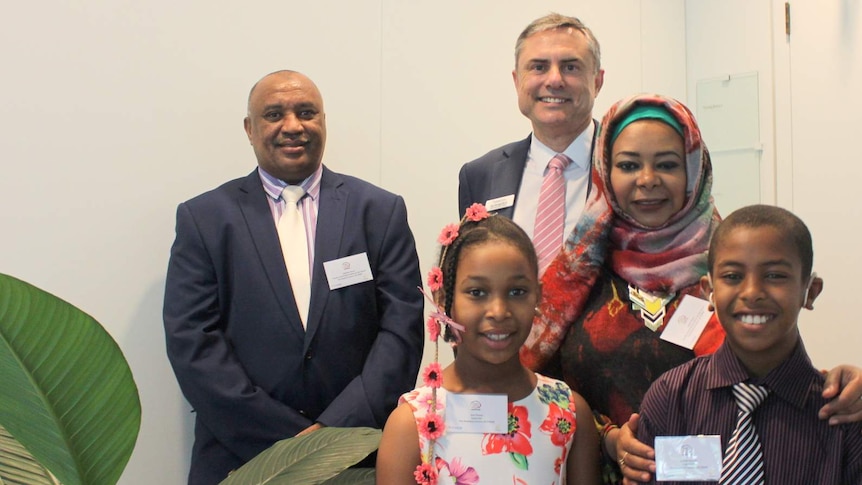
[534,306,541,316]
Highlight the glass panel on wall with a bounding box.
[696,72,761,216]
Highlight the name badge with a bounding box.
[323,253,373,290]
[485,195,515,212]
[655,435,722,481]
[444,393,507,434]
[660,295,713,350]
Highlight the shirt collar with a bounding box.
[529,121,594,171]
[258,164,323,202]
[705,339,819,409]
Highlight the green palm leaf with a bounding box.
[0,273,141,485]
[219,427,380,485]
[321,468,375,484]
[0,424,57,484]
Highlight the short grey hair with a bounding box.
[514,13,602,73]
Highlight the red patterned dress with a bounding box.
[557,268,724,427]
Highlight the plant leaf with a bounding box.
[0,424,57,485]
[510,452,529,470]
[219,427,381,485]
[0,273,141,485]
[321,468,375,484]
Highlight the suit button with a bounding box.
[299,409,308,417]
[305,352,312,361]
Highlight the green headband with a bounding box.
[610,105,684,144]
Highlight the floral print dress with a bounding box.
[401,373,577,485]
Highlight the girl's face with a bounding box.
[450,240,539,367]
[609,119,687,227]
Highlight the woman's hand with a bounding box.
[611,414,655,484]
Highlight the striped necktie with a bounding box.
[278,185,310,328]
[534,154,571,275]
[720,382,770,484]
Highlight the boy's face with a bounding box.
[701,225,823,376]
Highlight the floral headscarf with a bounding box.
[521,94,719,370]
[601,94,719,293]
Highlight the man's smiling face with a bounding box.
[512,28,603,147]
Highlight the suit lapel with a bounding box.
[304,167,346,349]
[237,171,306,337]
[489,135,530,218]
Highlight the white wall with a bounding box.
[684,0,778,213]
[781,0,862,369]
[685,0,862,370]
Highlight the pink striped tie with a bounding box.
[534,154,571,275]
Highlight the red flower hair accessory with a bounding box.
[465,203,490,222]
[418,412,446,441]
[437,223,460,246]
[414,463,438,485]
[413,203,492,484]
[418,287,464,343]
[426,267,443,292]
[426,316,440,342]
[422,362,443,388]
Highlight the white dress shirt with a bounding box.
[512,122,594,243]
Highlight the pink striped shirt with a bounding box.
[258,166,323,279]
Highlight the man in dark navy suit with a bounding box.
[163,70,424,485]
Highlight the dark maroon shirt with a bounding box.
[638,340,862,484]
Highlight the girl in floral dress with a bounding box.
[377,205,600,485]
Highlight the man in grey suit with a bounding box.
[458,13,603,241]
[163,70,424,485]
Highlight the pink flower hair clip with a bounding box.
[412,203,491,485]
[418,286,465,344]
[426,202,491,294]
[426,267,443,293]
[437,223,460,246]
[464,202,490,222]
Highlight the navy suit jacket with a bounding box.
[457,135,531,219]
[163,166,424,484]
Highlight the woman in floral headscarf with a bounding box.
[521,93,725,483]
